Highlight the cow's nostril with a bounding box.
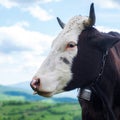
[36,78,40,85]
[30,77,40,90]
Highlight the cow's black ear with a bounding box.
[95,33,120,52]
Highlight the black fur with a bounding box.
[64,27,120,120]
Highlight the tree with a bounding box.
[61,116,65,120]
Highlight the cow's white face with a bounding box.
[31,16,88,97]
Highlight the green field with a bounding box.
[0,101,81,120]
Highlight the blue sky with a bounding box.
[0,0,120,86]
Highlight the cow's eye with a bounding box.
[67,42,77,48]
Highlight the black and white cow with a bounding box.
[30,3,120,120]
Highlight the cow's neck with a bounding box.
[78,50,117,120]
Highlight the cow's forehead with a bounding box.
[52,15,88,50]
[64,15,88,32]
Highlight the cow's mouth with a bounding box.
[34,91,53,97]
[30,79,53,97]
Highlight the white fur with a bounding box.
[33,15,88,97]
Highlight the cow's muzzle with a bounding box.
[30,77,53,97]
[30,77,40,94]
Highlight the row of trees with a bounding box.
[1,100,30,106]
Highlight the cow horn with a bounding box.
[84,3,96,27]
[57,17,65,29]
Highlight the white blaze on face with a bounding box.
[33,16,88,97]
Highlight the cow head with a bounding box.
[30,3,120,97]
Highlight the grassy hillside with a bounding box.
[0,85,81,120]
[0,101,81,120]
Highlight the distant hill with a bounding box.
[0,85,44,101]
[0,85,78,103]
[9,81,32,91]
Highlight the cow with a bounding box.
[30,3,120,120]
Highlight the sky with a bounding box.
[0,0,120,86]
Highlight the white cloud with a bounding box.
[0,0,18,8]
[0,23,55,85]
[0,50,47,85]
[0,23,54,53]
[0,0,56,21]
[0,0,61,8]
[93,0,120,9]
[41,0,62,3]
[15,21,30,28]
[24,5,54,21]
[96,26,120,33]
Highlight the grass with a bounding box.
[0,94,25,101]
[0,101,81,120]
